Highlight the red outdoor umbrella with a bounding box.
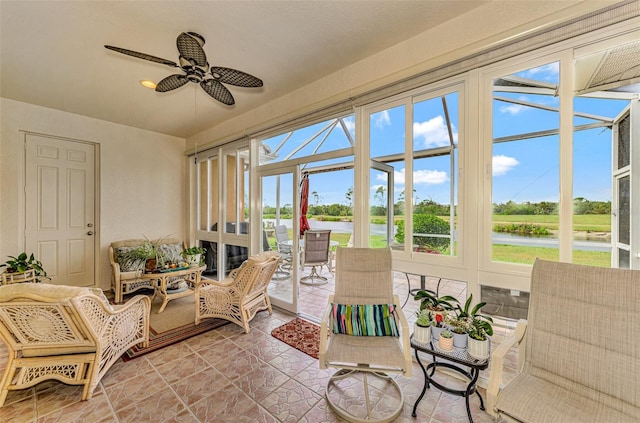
[300,173,311,237]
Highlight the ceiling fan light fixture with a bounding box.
[106,32,262,106]
[140,80,157,89]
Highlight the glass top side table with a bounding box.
[411,336,490,423]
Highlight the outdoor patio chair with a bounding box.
[319,247,412,422]
[0,283,150,407]
[300,229,331,285]
[274,224,293,271]
[195,251,281,333]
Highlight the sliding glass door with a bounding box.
[260,167,299,313]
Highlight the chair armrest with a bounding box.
[195,277,235,290]
[393,294,412,377]
[318,294,335,369]
[486,319,527,417]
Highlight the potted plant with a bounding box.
[446,314,471,349]
[413,290,459,324]
[439,329,454,351]
[0,252,49,284]
[413,309,432,344]
[182,246,205,266]
[466,303,494,360]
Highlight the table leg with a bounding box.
[411,348,430,417]
[463,368,482,423]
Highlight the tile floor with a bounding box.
[0,266,518,422]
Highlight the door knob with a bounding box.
[87,231,94,236]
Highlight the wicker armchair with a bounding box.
[0,283,150,407]
[319,247,412,422]
[195,251,281,333]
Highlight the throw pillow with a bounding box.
[114,246,146,272]
[331,303,399,336]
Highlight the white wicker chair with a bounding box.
[319,247,412,423]
[0,283,150,407]
[195,251,281,333]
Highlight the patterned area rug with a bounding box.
[271,317,320,359]
[122,294,229,361]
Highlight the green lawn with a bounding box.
[271,217,611,267]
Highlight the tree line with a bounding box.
[264,198,611,217]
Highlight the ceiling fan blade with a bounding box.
[210,67,263,87]
[156,74,189,92]
[200,79,235,105]
[177,32,207,67]
[104,45,178,68]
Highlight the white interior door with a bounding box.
[25,134,96,286]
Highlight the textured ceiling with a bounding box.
[1,1,627,139]
[1,1,492,138]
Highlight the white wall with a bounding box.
[0,98,186,290]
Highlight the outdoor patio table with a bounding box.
[403,273,441,307]
[411,335,489,423]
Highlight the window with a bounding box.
[491,62,560,265]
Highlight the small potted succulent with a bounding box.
[413,309,432,344]
[446,314,471,349]
[439,329,454,351]
[0,252,49,284]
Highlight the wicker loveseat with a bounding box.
[0,283,150,406]
[487,259,640,422]
[109,238,185,303]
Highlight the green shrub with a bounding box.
[492,223,550,236]
[395,214,450,251]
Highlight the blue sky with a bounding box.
[262,62,629,208]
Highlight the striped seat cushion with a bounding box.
[331,303,399,336]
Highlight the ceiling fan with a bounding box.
[105,32,263,106]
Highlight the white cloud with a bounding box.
[413,115,456,148]
[493,155,519,176]
[524,62,559,77]
[382,168,448,186]
[414,169,448,184]
[374,110,391,128]
[342,116,355,138]
[498,95,530,115]
[499,103,526,115]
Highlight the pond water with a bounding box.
[265,219,611,252]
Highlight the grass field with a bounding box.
[275,217,612,267]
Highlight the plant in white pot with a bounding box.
[413,309,432,344]
[446,314,471,349]
[0,252,50,284]
[465,298,494,360]
[413,289,459,323]
[182,246,205,266]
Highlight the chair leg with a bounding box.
[326,369,404,423]
[300,265,328,285]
